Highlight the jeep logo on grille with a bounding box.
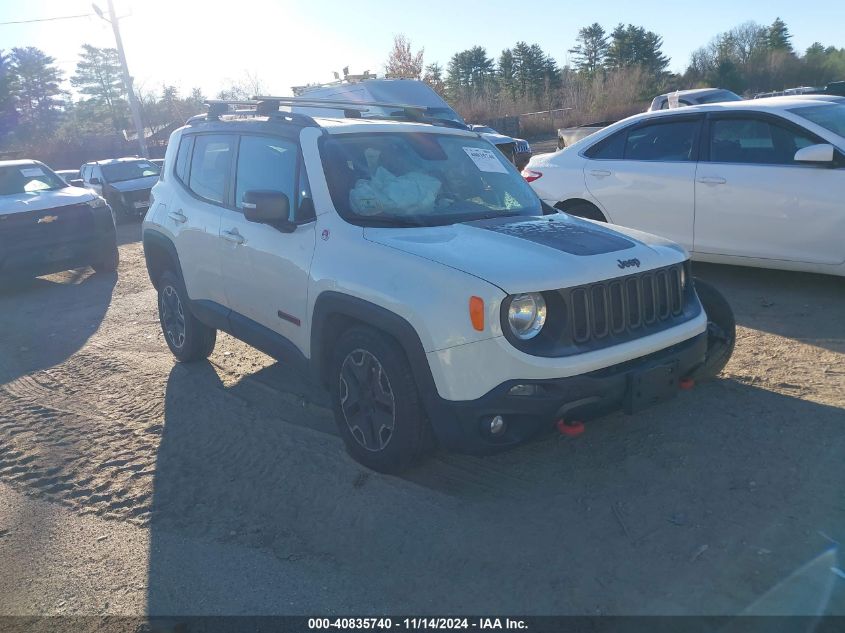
[617,258,641,269]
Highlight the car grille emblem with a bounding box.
[38,215,59,224]
[617,258,641,269]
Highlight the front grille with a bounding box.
[0,202,94,250]
[568,264,686,345]
[121,188,152,205]
[515,140,530,153]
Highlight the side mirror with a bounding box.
[90,177,102,185]
[68,178,85,187]
[794,143,835,164]
[243,190,293,230]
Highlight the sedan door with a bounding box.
[583,115,701,251]
[218,134,316,354]
[694,113,845,265]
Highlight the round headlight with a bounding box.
[507,293,547,340]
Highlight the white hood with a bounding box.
[0,187,97,216]
[364,214,687,294]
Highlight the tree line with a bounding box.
[388,18,844,126]
[0,44,266,151]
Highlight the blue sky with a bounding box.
[1,0,842,98]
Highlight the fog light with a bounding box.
[489,415,506,435]
[509,384,540,397]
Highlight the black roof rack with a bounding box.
[187,96,468,130]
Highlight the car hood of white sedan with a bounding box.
[364,213,687,294]
[0,187,97,216]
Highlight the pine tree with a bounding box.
[568,23,608,76]
[71,44,127,134]
[767,18,793,52]
[0,49,18,143]
[8,47,64,139]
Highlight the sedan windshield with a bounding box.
[100,160,160,183]
[320,132,541,226]
[789,103,845,137]
[0,164,67,196]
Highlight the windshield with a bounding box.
[789,104,845,137]
[696,90,743,104]
[320,132,541,226]
[100,160,160,183]
[0,164,67,196]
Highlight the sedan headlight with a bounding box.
[87,196,107,209]
[507,292,547,340]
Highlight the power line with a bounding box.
[0,13,92,26]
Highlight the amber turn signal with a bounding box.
[469,296,484,331]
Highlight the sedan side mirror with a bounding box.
[68,178,85,187]
[794,143,835,164]
[243,190,295,231]
[90,177,102,185]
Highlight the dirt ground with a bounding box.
[0,221,843,616]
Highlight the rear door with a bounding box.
[694,113,845,264]
[169,133,234,305]
[218,133,316,353]
[583,115,701,250]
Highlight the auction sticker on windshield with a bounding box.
[463,147,508,174]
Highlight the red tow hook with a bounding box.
[679,377,695,390]
[557,419,585,437]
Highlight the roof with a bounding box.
[85,157,148,166]
[0,159,40,167]
[657,88,733,99]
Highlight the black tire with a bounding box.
[92,243,119,273]
[329,326,432,473]
[691,278,736,381]
[157,270,216,362]
[558,200,607,222]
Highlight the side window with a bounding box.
[234,135,298,217]
[188,134,234,204]
[81,165,89,181]
[585,130,626,160]
[709,118,818,165]
[174,135,194,184]
[624,119,699,162]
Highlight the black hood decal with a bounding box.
[468,215,636,256]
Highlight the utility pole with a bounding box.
[93,1,147,157]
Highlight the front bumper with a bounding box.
[424,331,707,454]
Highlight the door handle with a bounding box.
[589,169,612,177]
[168,210,187,224]
[221,229,245,245]
[696,176,726,185]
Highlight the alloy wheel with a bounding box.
[339,349,396,452]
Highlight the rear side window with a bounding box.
[624,119,699,162]
[188,134,235,204]
[174,136,194,184]
[585,131,626,159]
[709,118,817,165]
[234,135,298,215]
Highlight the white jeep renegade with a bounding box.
[143,98,735,472]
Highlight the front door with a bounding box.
[694,113,845,265]
[218,134,316,353]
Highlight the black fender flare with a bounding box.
[142,229,183,289]
[310,291,447,426]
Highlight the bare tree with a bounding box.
[385,34,424,79]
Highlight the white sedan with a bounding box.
[524,96,845,277]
